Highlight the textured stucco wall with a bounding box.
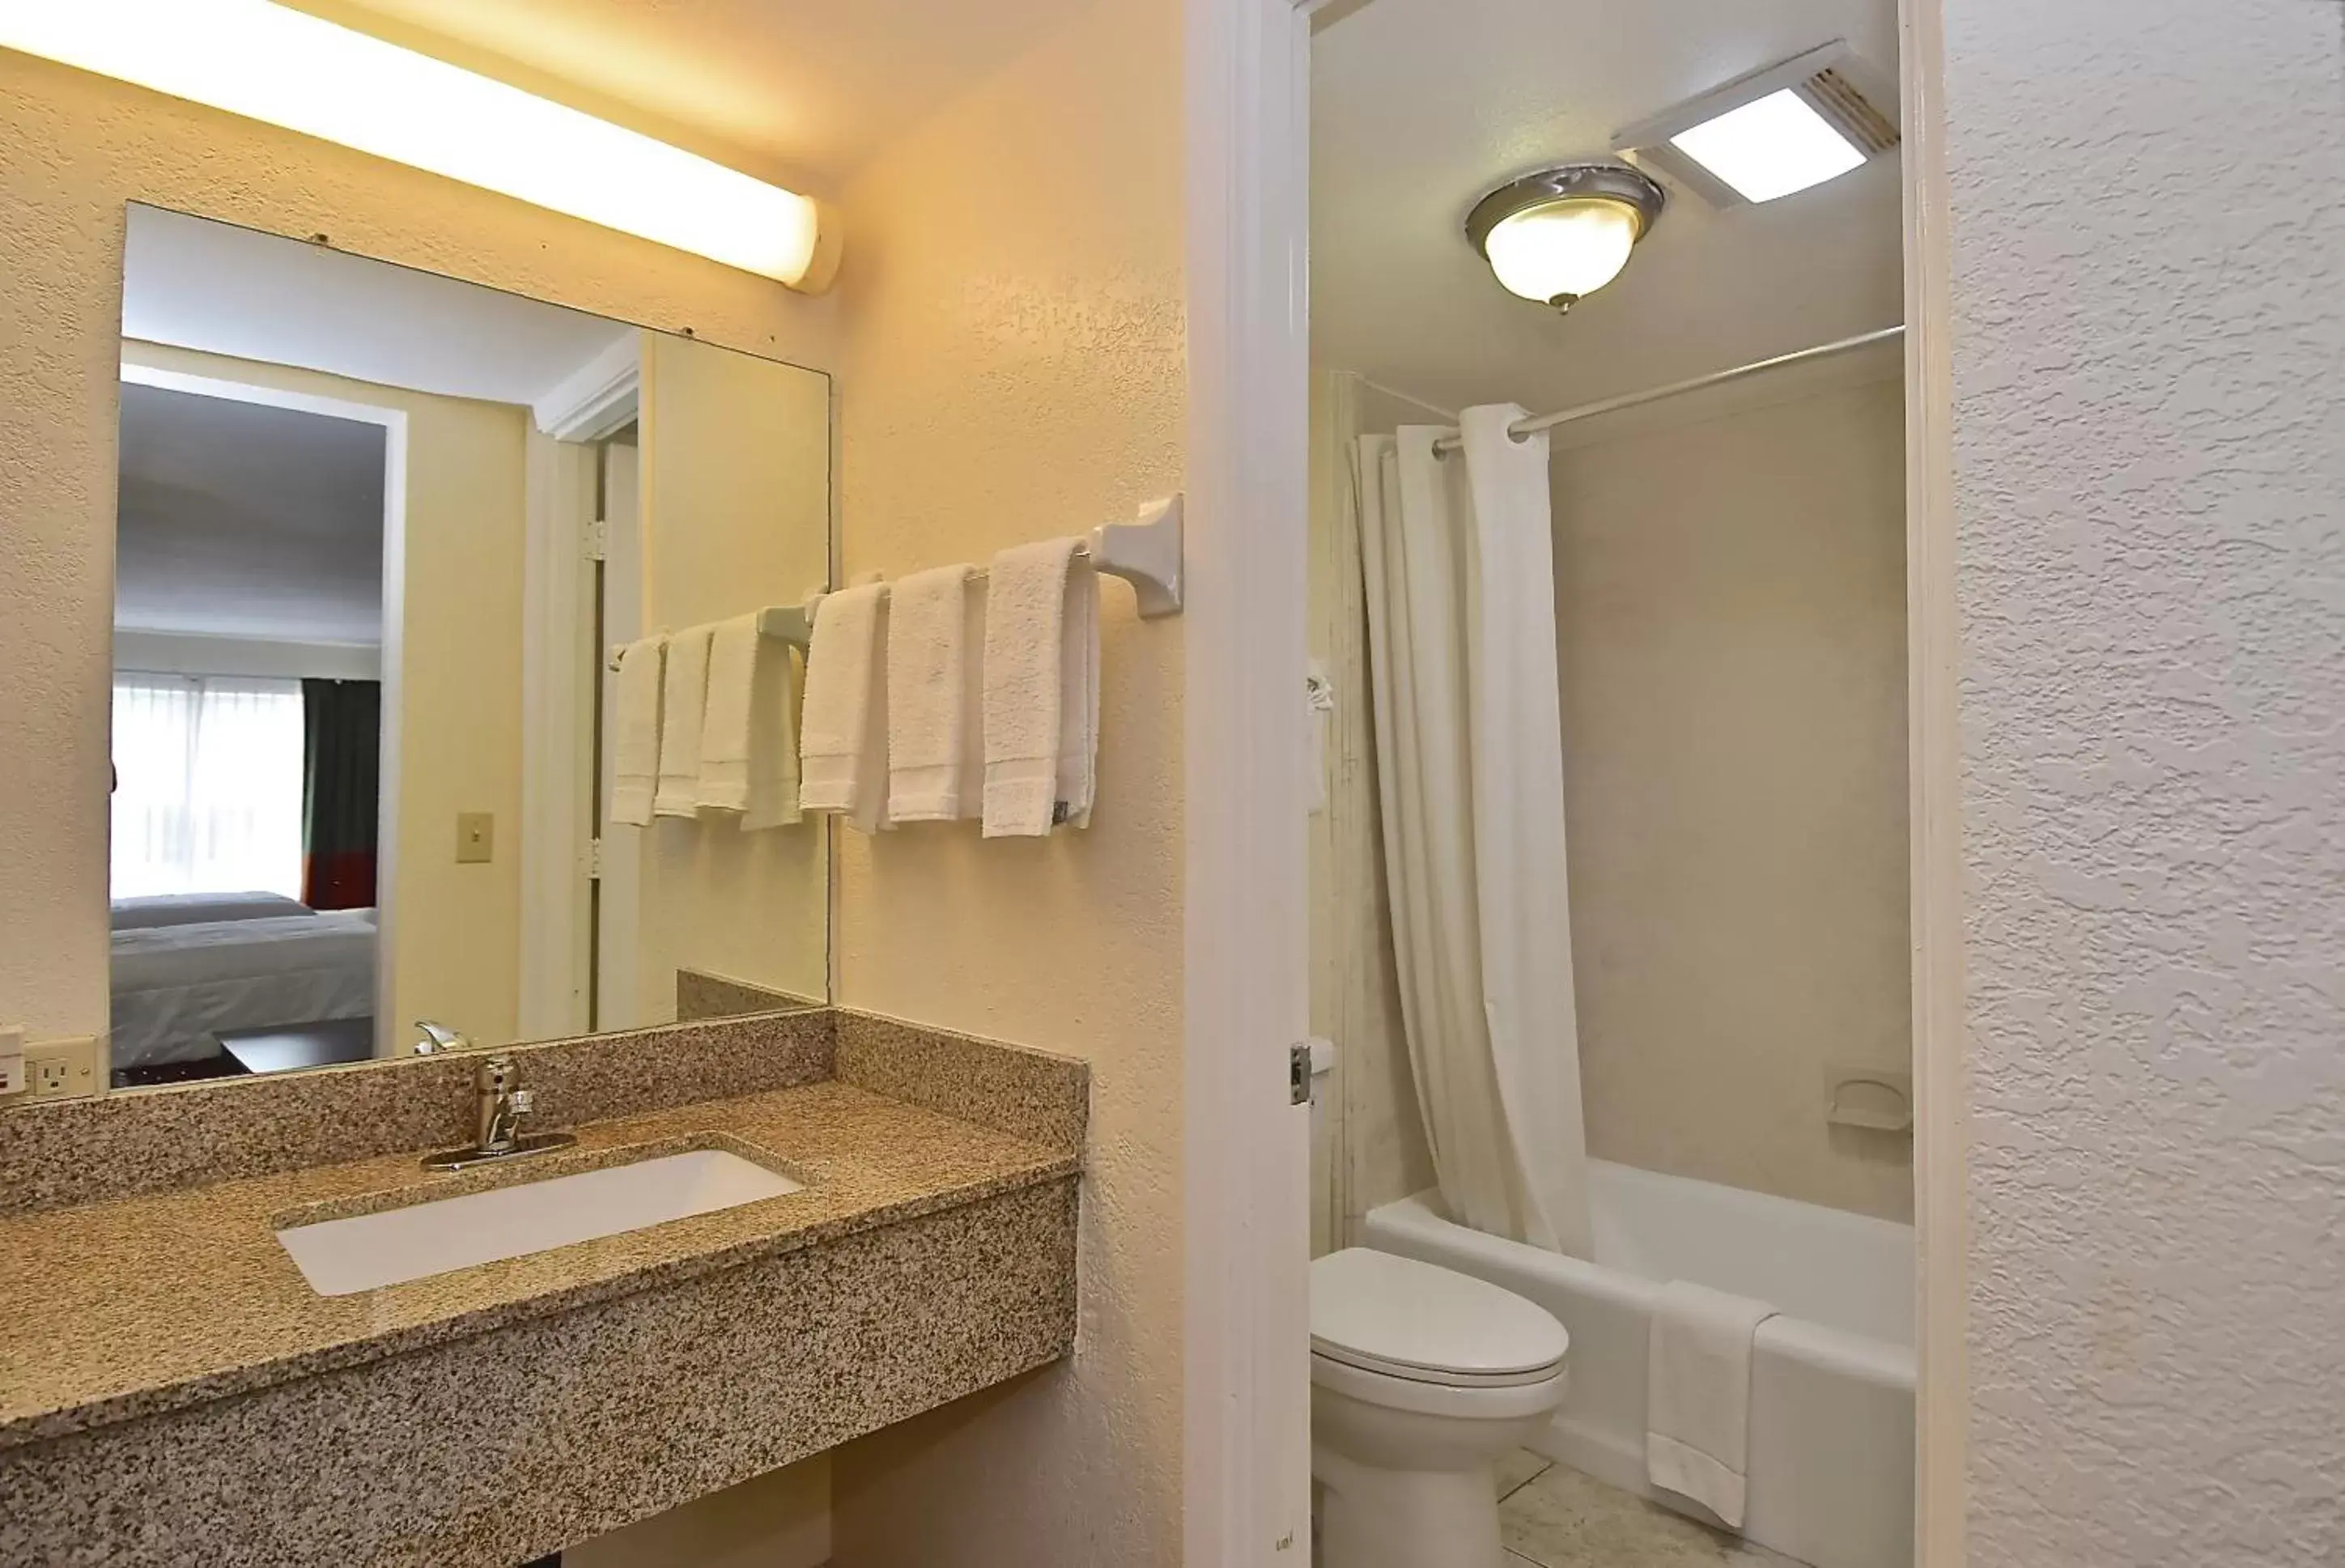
[0,46,837,1044]
[826,0,1186,1562]
[1945,1,2345,1561]
[1553,380,1913,1222]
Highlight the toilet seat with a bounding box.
[1310,1248,1569,1391]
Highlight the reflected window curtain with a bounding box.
[300,678,381,911]
[110,674,307,900]
[1354,406,1595,1257]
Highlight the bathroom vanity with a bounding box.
[0,1009,1085,1567]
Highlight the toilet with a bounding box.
[1311,1247,1570,1568]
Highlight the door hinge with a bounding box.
[1289,1041,1311,1106]
[584,517,610,562]
[586,837,605,881]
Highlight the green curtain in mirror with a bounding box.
[301,678,380,911]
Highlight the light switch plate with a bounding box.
[457,811,495,864]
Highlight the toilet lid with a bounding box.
[1310,1248,1569,1388]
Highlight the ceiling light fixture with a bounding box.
[1465,164,1666,314]
[1614,42,1898,210]
[0,0,841,290]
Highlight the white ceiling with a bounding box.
[123,205,635,408]
[1311,0,1904,422]
[116,385,387,644]
[305,0,1101,189]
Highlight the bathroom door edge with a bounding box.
[1184,0,1318,1562]
[1900,0,1968,1563]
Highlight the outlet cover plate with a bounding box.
[20,1036,100,1102]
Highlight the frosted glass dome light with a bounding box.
[1467,165,1666,312]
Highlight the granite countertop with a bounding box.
[0,1078,1078,1451]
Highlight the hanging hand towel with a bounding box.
[1646,1280,1779,1530]
[699,612,802,829]
[886,564,975,822]
[798,582,890,834]
[652,624,714,818]
[981,538,1096,837]
[1056,547,1101,828]
[609,635,665,827]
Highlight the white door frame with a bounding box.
[1183,0,1317,1560]
[516,348,639,1039]
[1183,2,1969,1564]
[1900,0,1965,1562]
[515,429,599,1039]
[594,438,647,1031]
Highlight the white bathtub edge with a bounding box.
[1362,1184,1915,1568]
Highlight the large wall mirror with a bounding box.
[104,205,831,1091]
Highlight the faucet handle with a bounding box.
[508,1087,537,1117]
[414,1019,469,1056]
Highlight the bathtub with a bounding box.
[1363,1161,1914,1568]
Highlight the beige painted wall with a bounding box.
[0,45,838,1047]
[824,0,1186,1562]
[567,1455,829,1568]
[121,339,531,1054]
[1551,378,1912,1221]
[633,330,832,1015]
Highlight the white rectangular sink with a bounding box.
[277,1148,802,1297]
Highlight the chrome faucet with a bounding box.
[421,1054,578,1172]
[413,1018,469,1056]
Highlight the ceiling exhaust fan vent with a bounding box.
[1799,66,1899,157]
[1613,42,1899,210]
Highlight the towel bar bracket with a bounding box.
[1090,493,1184,618]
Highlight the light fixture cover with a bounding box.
[0,0,837,289]
[1614,42,1899,211]
[1483,201,1640,304]
[1466,165,1665,311]
[1667,89,1865,204]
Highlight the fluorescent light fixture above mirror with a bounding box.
[0,0,840,290]
[1614,42,1898,210]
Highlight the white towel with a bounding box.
[699,613,802,830]
[652,624,714,818]
[798,583,890,835]
[981,538,1098,837]
[1057,549,1100,829]
[1646,1280,1779,1530]
[886,564,975,822]
[609,635,665,827]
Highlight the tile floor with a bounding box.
[1496,1452,1804,1567]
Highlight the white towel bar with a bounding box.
[604,493,1184,671]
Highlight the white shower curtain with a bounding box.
[1355,405,1593,1257]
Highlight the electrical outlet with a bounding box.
[17,1035,100,1102]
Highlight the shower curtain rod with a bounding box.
[1430,323,1905,455]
